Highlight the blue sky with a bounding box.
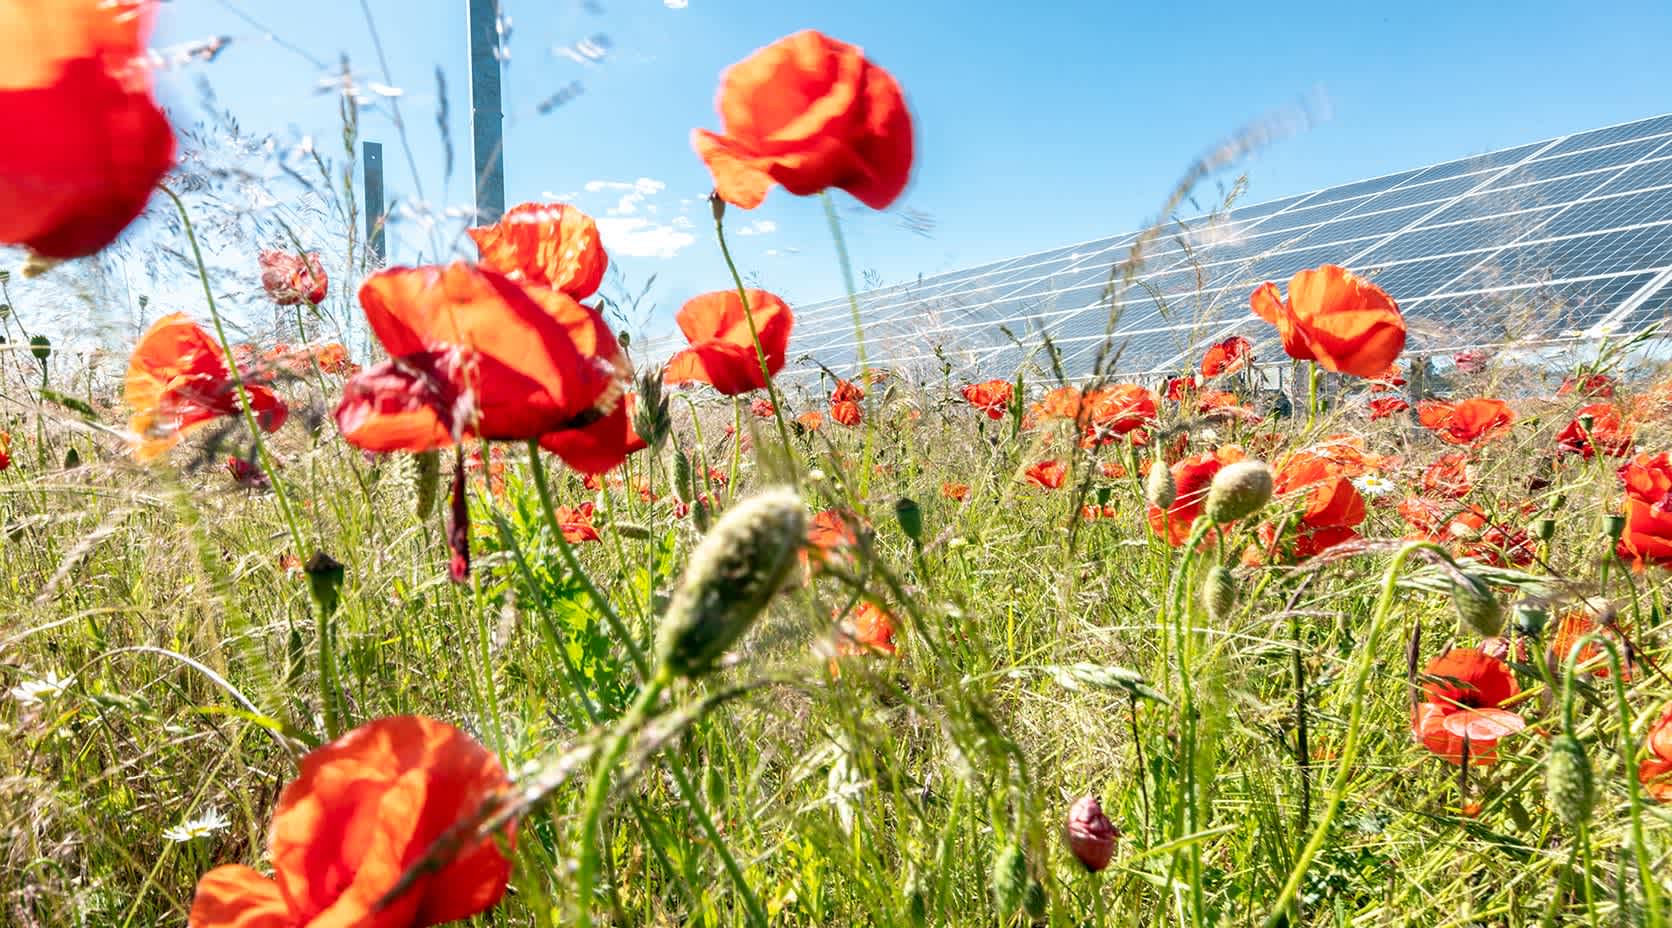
[145,0,1672,343]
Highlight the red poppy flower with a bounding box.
[465,443,509,498]
[553,502,600,543]
[1146,451,1226,546]
[1558,373,1615,399]
[1022,385,1083,429]
[1099,460,1127,479]
[539,391,648,475]
[962,379,1013,420]
[1163,376,1197,401]
[310,342,354,376]
[1548,611,1632,679]
[0,0,176,260]
[1617,452,1672,566]
[693,30,913,210]
[1413,648,1525,765]
[1368,396,1410,420]
[125,313,288,461]
[1555,402,1632,459]
[1367,363,1406,393]
[1250,265,1405,378]
[467,202,607,300]
[830,400,862,427]
[1453,349,1490,374]
[1079,384,1157,446]
[750,398,776,418]
[1245,450,1365,563]
[837,601,897,657]
[1639,706,1672,802]
[796,410,824,431]
[1397,497,1534,567]
[1417,398,1515,446]
[1195,390,1260,422]
[187,715,514,928]
[941,481,970,501]
[1025,459,1066,489]
[1199,335,1251,378]
[831,379,865,404]
[0,431,12,472]
[335,264,626,454]
[259,250,328,306]
[664,289,794,396]
[1422,453,1473,499]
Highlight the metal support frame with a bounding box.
[467,0,506,222]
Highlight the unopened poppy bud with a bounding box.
[989,841,1027,916]
[1452,573,1504,637]
[409,449,442,520]
[1545,733,1595,828]
[304,551,345,619]
[1064,794,1119,872]
[1201,565,1237,623]
[894,497,923,545]
[1144,458,1175,510]
[709,190,727,223]
[654,487,806,678]
[29,335,50,362]
[1204,460,1273,524]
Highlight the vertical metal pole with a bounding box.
[467,0,506,222]
[362,141,386,266]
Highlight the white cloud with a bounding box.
[540,190,578,202]
[597,216,695,259]
[736,219,777,237]
[582,177,669,218]
[664,0,688,8]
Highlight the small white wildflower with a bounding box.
[163,808,229,843]
[807,468,827,482]
[10,671,72,706]
[1352,474,1396,497]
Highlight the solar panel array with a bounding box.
[780,112,1672,384]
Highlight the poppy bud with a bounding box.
[709,190,727,223]
[1201,565,1237,623]
[894,497,923,545]
[304,551,345,620]
[0,304,9,320]
[1545,732,1595,827]
[1452,573,1504,638]
[1064,794,1118,872]
[62,447,79,470]
[654,487,806,678]
[409,450,442,520]
[1204,460,1273,524]
[1144,458,1175,510]
[29,335,50,362]
[989,841,1027,916]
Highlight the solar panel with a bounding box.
[774,113,1672,384]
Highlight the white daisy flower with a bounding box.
[10,671,72,706]
[1352,474,1396,497]
[163,808,229,843]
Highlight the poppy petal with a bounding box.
[187,865,294,928]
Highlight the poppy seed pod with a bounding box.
[30,335,51,362]
[1204,460,1273,524]
[654,487,806,678]
[894,497,923,545]
[1453,573,1504,638]
[1202,565,1237,623]
[304,552,345,620]
[1545,732,1595,827]
[989,841,1027,916]
[1144,458,1176,510]
[1064,794,1119,872]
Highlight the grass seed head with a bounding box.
[409,449,442,520]
[989,840,1027,916]
[1204,460,1273,524]
[654,486,807,679]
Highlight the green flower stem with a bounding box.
[712,209,801,488]
[1263,541,1445,928]
[523,441,768,928]
[574,668,671,928]
[821,192,877,499]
